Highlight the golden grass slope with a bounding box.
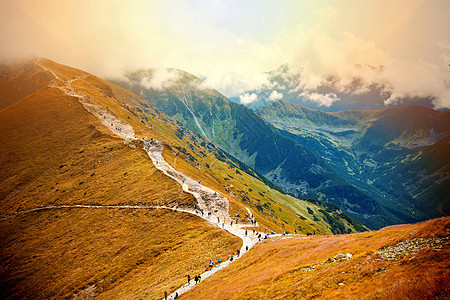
[182,217,450,299]
[0,85,194,217]
[0,208,241,299]
[0,59,241,299]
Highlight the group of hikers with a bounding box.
[187,274,202,285]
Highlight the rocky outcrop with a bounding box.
[376,237,449,260]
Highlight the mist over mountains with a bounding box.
[229,64,441,112]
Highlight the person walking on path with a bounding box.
[194,275,198,284]
[245,229,247,236]
[209,259,213,268]
[164,290,168,300]
[187,274,190,285]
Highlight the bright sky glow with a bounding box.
[1,0,449,108]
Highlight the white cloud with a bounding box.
[239,93,258,104]
[268,90,283,101]
[140,69,181,90]
[299,91,339,107]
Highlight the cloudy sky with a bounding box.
[1,0,449,108]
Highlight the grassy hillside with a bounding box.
[0,59,241,299]
[0,208,240,299]
[182,217,450,299]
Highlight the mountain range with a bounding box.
[112,69,449,229]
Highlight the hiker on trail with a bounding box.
[174,292,178,299]
[253,229,255,234]
[265,228,267,233]
[230,221,233,226]
[237,249,240,256]
[295,229,297,234]
[245,230,247,236]
[218,258,221,263]
[188,274,190,284]
[198,275,202,282]
[246,245,249,251]
[194,275,198,284]
[164,291,168,300]
[217,217,220,223]
[230,254,234,261]
[222,222,224,228]
[209,259,213,268]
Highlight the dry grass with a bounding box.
[0,208,241,299]
[0,86,195,218]
[181,217,450,299]
[0,59,242,299]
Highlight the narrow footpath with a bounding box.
[12,61,264,300]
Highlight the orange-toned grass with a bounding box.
[0,86,195,217]
[181,217,450,299]
[0,208,241,299]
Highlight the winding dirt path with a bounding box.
[13,60,263,300]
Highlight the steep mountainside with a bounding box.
[111,70,385,228]
[0,59,365,299]
[258,101,450,227]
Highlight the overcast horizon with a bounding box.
[1,0,449,109]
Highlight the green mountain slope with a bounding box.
[258,101,450,227]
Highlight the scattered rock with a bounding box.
[376,236,449,260]
[301,253,354,272]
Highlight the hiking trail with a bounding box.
[20,61,263,299]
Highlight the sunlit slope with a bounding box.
[182,217,450,300]
[0,59,242,299]
[0,84,195,216]
[111,69,382,228]
[259,101,450,228]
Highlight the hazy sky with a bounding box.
[1,0,449,108]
